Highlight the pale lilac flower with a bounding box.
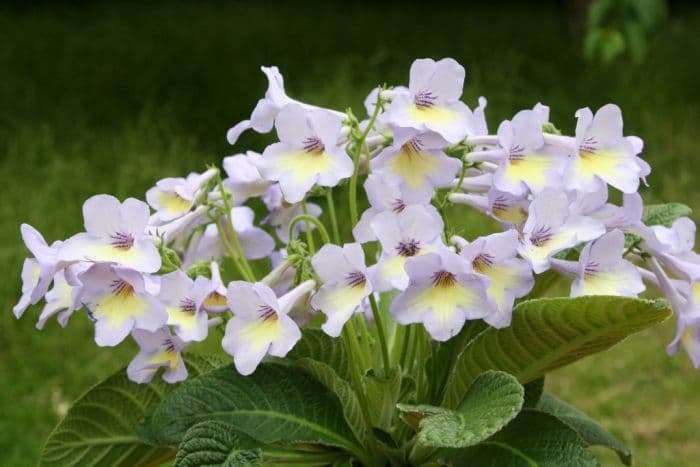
[222,281,310,375]
[369,205,446,291]
[258,104,353,203]
[222,151,273,205]
[267,250,295,296]
[371,127,461,200]
[450,189,530,228]
[456,230,534,328]
[36,264,89,329]
[12,224,63,318]
[184,206,275,266]
[564,104,645,193]
[353,173,434,243]
[58,195,161,273]
[465,96,489,139]
[311,243,372,337]
[384,58,471,143]
[641,217,700,281]
[551,230,645,297]
[519,189,605,273]
[127,327,188,384]
[159,270,210,342]
[390,251,491,341]
[491,110,567,195]
[569,186,643,231]
[78,264,167,346]
[146,169,217,224]
[200,262,229,313]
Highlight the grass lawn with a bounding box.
[1,1,699,465]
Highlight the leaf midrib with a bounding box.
[480,440,538,467]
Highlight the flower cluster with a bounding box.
[14,58,700,382]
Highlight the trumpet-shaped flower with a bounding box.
[58,195,161,273]
[159,270,210,342]
[492,109,567,195]
[457,230,534,328]
[390,251,491,341]
[552,230,645,297]
[565,104,645,193]
[384,58,470,143]
[641,217,700,281]
[353,173,434,243]
[371,127,460,200]
[36,264,89,329]
[78,264,167,346]
[519,189,605,273]
[222,281,305,375]
[12,224,63,318]
[369,205,446,291]
[222,152,273,205]
[200,262,229,313]
[258,104,353,203]
[127,327,188,384]
[311,243,372,337]
[146,169,217,224]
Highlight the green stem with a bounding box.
[415,327,426,403]
[348,89,383,225]
[300,201,317,254]
[399,324,413,370]
[341,323,381,464]
[355,314,372,367]
[325,189,341,244]
[288,214,331,247]
[368,294,391,376]
[216,176,256,281]
[212,217,254,282]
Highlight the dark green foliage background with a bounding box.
[1,1,699,464]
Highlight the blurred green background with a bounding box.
[1,1,699,465]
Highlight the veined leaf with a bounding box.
[295,358,366,444]
[364,368,402,430]
[287,329,349,379]
[537,393,631,465]
[443,296,670,408]
[39,353,225,467]
[441,410,597,466]
[138,363,364,460]
[174,420,263,467]
[399,371,523,449]
[642,203,692,227]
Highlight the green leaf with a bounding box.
[442,410,598,466]
[523,376,545,408]
[537,393,631,465]
[400,371,524,449]
[174,420,262,467]
[39,353,225,467]
[443,296,670,408]
[364,367,402,429]
[138,363,363,459]
[286,329,349,379]
[295,358,366,444]
[642,203,692,227]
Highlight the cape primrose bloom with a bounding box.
[222,281,310,375]
[58,195,161,273]
[78,264,167,347]
[311,243,372,337]
[258,104,353,203]
[519,189,605,273]
[385,57,470,143]
[390,251,491,341]
[127,327,188,384]
[146,169,217,224]
[159,270,210,342]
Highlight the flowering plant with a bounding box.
[16,58,697,466]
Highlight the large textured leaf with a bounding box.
[364,368,402,429]
[295,358,366,444]
[399,371,523,449]
[537,393,631,465]
[443,296,670,408]
[642,203,692,227]
[138,363,363,459]
[174,420,263,467]
[39,354,225,467]
[442,410,597,466]
[287,329,348,379]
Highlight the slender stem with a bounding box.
[341,324,381,464]
[348,89,383,225]
[212,217,254,282]
[368,294,391,376]
[300,201,317,254]
[216,176,256,281]
[415,327,426,403]
[325,189,341,244]
[399,324,413,370]
[288,214,331,246]
[355,313,372,366]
